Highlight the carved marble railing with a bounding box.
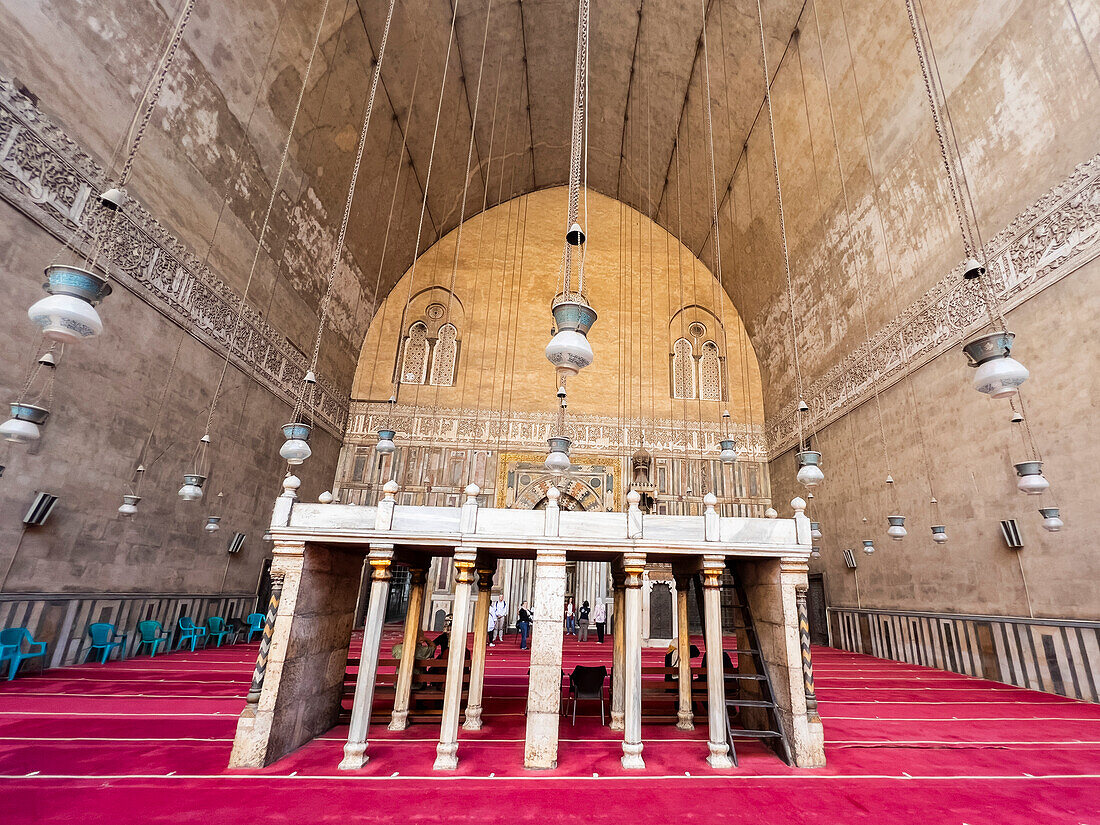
[0,78,347,436]
[768,153,1100,456]
[346,401,770,460]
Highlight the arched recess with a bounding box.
[352,187,765,436]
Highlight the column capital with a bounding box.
[408,566,428,586]
[701,554,725,587]
[671,563,694,591]
[476,567,495,590]
[453,549,477,586]
[611,567,627,589]
[622,551,646,587]
[781,556,810,576]
[272,539,306,559]
[368,546,394,580]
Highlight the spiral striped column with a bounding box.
[245,571,286,707]
[795,585,820,723]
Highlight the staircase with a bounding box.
[720,565,792,767]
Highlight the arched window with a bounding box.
[429,323,458,386]
[699,341,721,401]
[401,322,429,384]
[672,338,695,400]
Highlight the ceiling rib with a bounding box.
[615,1,645,204]
[516,0,538,192]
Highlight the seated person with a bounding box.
[664,643,701,681]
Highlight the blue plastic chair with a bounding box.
[205,617,230,648]
[245,612,266,643]
[85,622,128,663]
[136,620,170,657]
[0,628,47,680]
[177,617,208,651]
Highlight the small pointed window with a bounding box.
[672,338,695,399]
[699,341,721,401]
[401,322,429,384]
[430,323,458,386]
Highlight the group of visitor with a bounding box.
[564,598,607,642]
[486,596,534,649]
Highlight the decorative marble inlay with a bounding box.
[0,78,346,436]
[768,153,1100,456]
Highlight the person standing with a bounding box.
[487,603,497,648]
[565,598,576,635]
[517,601,533,650]
[577,600,591,642]
[593,600,606,643]
[491,596,507,644]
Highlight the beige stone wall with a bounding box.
[353,187,765,429]
[723,0,1100,619]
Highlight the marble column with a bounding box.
[523,546,567,769]
[673,568,694,731]
[795,583,821,724]
[702,554,733,769]
[388,566,428,731]
[609,567,626,731]
[463,566,495,730]
[620,551,646,770]
[434,549,477,770]
[340,545,394,770]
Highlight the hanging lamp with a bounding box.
[796,450,824,488]
[27,265,112,345]
[963,331,1028,399]
[179,435,210,501]
[810,522,822,541]
[204,491,224,533]
[1,348,59,444]
[931,525,948,544]
[1013,460,1049,495]
[546,232,598,381]
[810,546,821,560]
[886,515,907,541]
[862,539,876,556]
[544,386,572,473]
[1038,507,1063,533]
[718,411,738,465]
[118,465,145,517]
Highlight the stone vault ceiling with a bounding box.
[305,0,804,305]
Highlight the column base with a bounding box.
[676,711,695,731]
[609,711,624,732]
[387,711,409,732]
[339,742,368,770]
[433,742,459,771]
[462,706,483,731]
[706,742,734,769]
[620,742,645,770]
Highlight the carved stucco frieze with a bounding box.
[345,400,770,460]
[767,153,1100,457]
[0,78,347,436]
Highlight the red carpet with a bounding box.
[1,629,1098,823]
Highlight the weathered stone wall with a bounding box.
[728,0,1100,619]
[0,204,340,596]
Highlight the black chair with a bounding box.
[568,665,608,725]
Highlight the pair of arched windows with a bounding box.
[672,338,722,401]
[401,321,458,386]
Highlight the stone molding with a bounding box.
[0,78,347,436]
[767,153,1100,456]
[346,400,769,460]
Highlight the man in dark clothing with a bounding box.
[517,601,533,649]
[577,600,591,641]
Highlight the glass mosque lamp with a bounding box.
[1038,507,1063,533]
[179,435,210,501]
[796,450,824,488]
[27,264,112,345]
[810,546,821,560]
[931,525,948,544]
[376,429,396,455]
[810,522,823,541]
[862,539,876,555]
[886,515,908,541]
[963,331,1028,399]
[117,495,141,517]
[545,436,572,473]
[204,516,221,533]
[279,422,312,465]
[0,350,58,444]
[545,225,597,380]
[1013,460,1049,495]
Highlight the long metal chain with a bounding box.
[561,0,589,297]
[204,0,333,439]
[755,0,806,448]
[294,0,398,425]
